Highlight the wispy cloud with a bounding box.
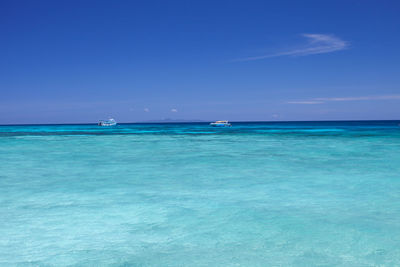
[314,95,400,101]
[171,108,178,112]
[144,108,150,112]
[235,33,349,62]
[288,94,400,104]
[287,101,324,105]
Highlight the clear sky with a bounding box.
[1,0,399,124]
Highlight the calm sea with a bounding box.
[1,121,400,266]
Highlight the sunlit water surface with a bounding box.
[1,121,400,266]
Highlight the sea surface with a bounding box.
[1,121,400,266]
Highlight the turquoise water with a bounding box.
[1,121,400,266]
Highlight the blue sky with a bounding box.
[1,0,399,124]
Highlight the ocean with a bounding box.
[1,121,400,266]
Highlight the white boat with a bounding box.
[98,118,117,126]
[210,120,231,127]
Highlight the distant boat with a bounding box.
[98,118,117,126]
[210,120,231,127]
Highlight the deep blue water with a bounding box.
[1,121,400,266]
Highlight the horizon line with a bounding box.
[1,119,400,126]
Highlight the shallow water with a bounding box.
[1,121,400,266]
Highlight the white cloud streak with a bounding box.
[288,95,400,104]
[171,108,178,112]
[314,95,400,101]
[235,34,349,61]
[287,101,324,105]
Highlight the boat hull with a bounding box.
[99,122,116,126]
[98,119,117,126]
[210,123,231,127]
